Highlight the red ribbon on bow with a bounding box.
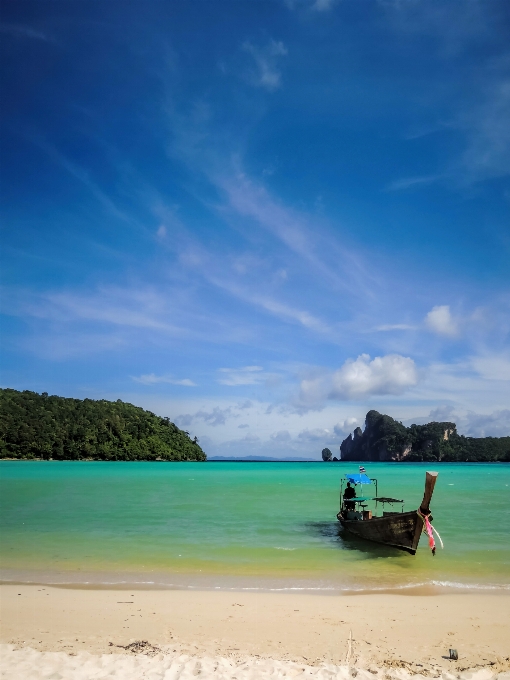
[418,509,436,556]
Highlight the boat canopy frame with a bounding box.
[340,473,377,496]
[340,474,406,515]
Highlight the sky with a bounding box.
[1,0,509,459]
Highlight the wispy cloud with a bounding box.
[40,288,181,332]
[133,373,197,386]
[378,2,510,186]
[285,0,336,12]
[31,140,134,224]
[242,40,288,91]
[375,323,418,332]
[217,366,264,386]
[469,353,510,381]
[175,239,335,336]
[311,0,336,11]
[378,0,493,54]
[20,331,126,361]
[459,78,510,181]
[252,297,331,334]
[391,77,510,188]
[386,174,442,191]
[0,23,52,42]
[214,167,377,301]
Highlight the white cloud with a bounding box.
[298,427,331,442]
[243,40,288,91]
[133,373,196,386]
[176,406,234,427]
[240,433,261,443]
[425,305,458,337]
[420,405,510,438]
[329,353,418,399]
[218,366,264,386]
[156,225,167,238]
[334,417,360,436]
[427,405,456,422]
[464,409,510,438]
[270,429,292,442]
[297,353,418,409]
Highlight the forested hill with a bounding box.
[0,389,206,462]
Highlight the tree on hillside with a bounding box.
[0,389,207,462]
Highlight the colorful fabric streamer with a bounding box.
[418,509,443,556]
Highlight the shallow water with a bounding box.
[1,461,509,592]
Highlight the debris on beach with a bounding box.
[110,640,161,656]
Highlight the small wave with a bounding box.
[273,547,296,551]
[2,576,509,594]
[430,580,510,591]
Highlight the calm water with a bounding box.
[1,461,509,593]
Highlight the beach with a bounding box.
[1,584,509,679]
[2,462,509,677]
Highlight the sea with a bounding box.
[1,461,509,594]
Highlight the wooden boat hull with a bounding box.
[338,510,423,554]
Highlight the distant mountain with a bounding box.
[208,455,317,462]
[0,388,206,462]
[338,410,510,462]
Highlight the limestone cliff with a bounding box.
[339,410,457,462]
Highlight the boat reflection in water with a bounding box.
[336,470,439,555]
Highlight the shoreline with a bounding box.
[1,567,509,597]
[1,579,509,597]
[1,584,509,676]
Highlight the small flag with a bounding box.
[359,465,366,473]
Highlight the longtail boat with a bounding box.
[336,470,439,555]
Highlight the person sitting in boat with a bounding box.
[343,482,356,510]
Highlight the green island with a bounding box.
[339,410,510,462]
[0,388,206,461]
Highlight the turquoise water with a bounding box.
[1,461,509,592]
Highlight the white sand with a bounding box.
[1,645,510,680]
[1,585,509,679]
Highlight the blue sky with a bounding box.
[1,0,509,458]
